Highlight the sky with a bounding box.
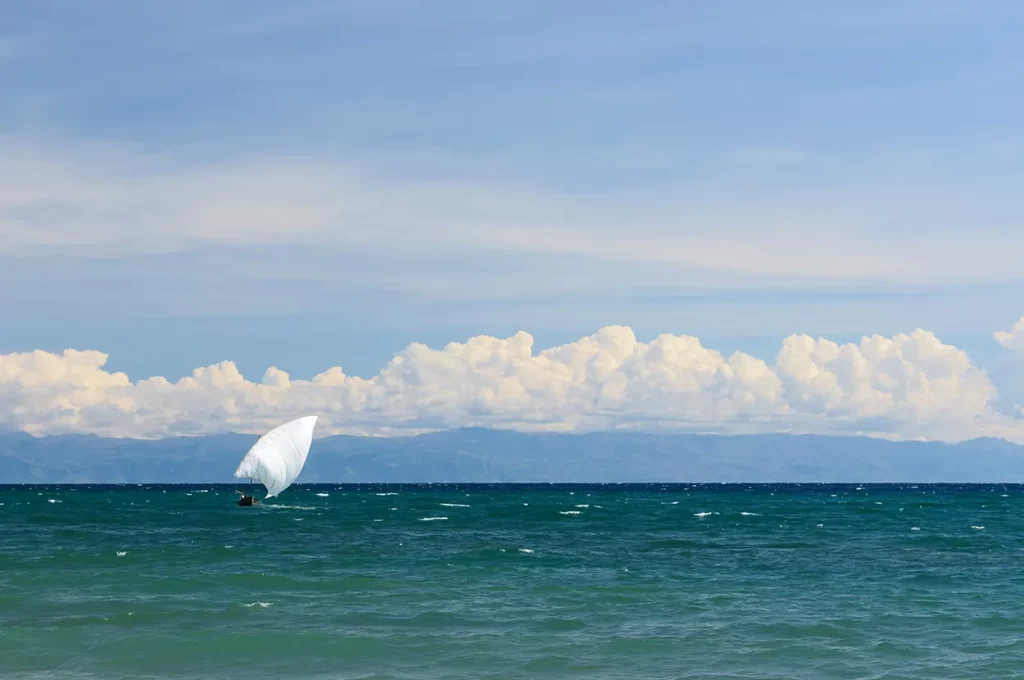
[3,1,1024,441]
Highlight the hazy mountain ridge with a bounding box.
[3,428,1024,483]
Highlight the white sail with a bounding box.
[234,415,318,498]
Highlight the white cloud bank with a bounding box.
[1,326,1019,442]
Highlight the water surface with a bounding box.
[2,484,1023,679]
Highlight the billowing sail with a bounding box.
[234,416,318,498]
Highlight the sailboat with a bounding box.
[234,415,318,506]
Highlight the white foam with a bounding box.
[243,602,273,608]
[518,548,534,554]
[419,516,448,521]
[440,503,470,508]
[375,493,399,496]
[316,493,329,497]
[971,525,985,530]
[559,510,581,515]
[116,551,127,557]
[47,499,61,504]
[739,512,761,516]
[373,519,383,522]
[816,523,824,528]
[574,504,589,508]
[911,527,921,531]
[224,545,234,549]
[694,512,718,518]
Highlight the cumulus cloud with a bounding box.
[0,326,1016,442]
[994,317,1024,352]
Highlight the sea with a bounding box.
[2,484,1024,679]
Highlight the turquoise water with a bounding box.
[3,484,1024,679]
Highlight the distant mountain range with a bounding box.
[3,428,1024,483]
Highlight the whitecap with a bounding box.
[116,551,127,557]
[375,493,399,496]
[373,519,383,522]
[440,503,470,508]
[224,545,234,549]
[559,510,581,515]
[911,527,921,531]
[816,523,824,528]
[575,504,589,508]
[694,512,718,518]
[243,602,273,608]
[419,516,448,521]
[518,548,535,554]
[47,499,61,504]
[316,493,329,497]
[739,512,761,516]
[971,525,985,530]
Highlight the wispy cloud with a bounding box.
[3,140,1024,284]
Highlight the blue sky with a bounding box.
[4,2,1024,439]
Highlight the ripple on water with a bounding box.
[4,483,1024,679]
